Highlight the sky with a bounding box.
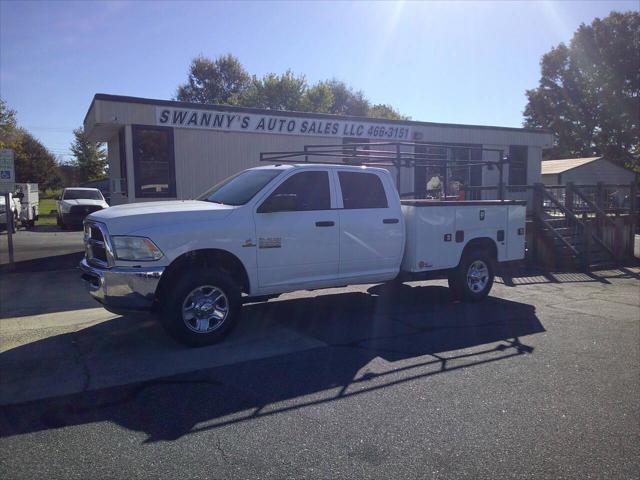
[0,0,638,161]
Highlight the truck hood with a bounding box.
[61,199,108,208]
[87,200,236,235]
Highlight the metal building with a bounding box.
[83,94,553,205]
[541,156,635,186]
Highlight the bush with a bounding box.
[41,188,62,199]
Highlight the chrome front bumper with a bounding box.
[79,258,164,312]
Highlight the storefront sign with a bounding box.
[0,148,15,193]
[156,107,412,140]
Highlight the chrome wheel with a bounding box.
[181,285,229,334]
[467,260,489,293]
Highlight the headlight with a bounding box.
[60,203,71,213]
[112,236,164,261]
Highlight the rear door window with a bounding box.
[338,171,388,209]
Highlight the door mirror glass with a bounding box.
[259,193,297,213]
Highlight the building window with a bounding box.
[342,137,370,163]
[509,145,528,186]
[414,143,481,199]
[262,171,331,211]
[132,125,176,198]
[338,171,388,209]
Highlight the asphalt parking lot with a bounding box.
[0,227,84,271]
[0,230,638,479]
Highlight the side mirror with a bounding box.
[258,193,297,213]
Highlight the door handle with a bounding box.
[383,218,399,224]
[315,221,335,227]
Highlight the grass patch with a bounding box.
[38,198,58,226]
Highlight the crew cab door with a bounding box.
[335,170,404,280]
[253,170,339,290]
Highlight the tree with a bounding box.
[176,54,251,105]
[240,70,308,111]
[369,103,409,120]
[0,97,61,189]
[176,54,408,119]
[524,11,640,169]
[301,81,335,113]
[323,79,370,117]
[0,97,19,148]
[13,129,61,190]
[70,127,107,182]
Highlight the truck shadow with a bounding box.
[0,285,544,442]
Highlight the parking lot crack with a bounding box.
[216,437,230,464]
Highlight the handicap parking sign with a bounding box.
[0,148,15,193]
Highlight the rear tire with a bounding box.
[448,250,495,302]
[159,268,241,347]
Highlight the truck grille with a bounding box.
[84,222,111,267]
[71,205,103,216]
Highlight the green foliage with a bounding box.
[14,129,62,190]
[241,70,308,111]
[41,188,63,200]
[524,11,640,170]
[1,97,62,190]
[301,81,335,113]
[176,55,407,120]
[37,198,58,225]
[176,54,251,105]
[0,97,19,149]
[70,127,107,182]
[369,103,409,121]
[322,79,370,117]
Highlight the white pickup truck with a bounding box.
[80,163,525,346]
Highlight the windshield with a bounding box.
[63,189,103,200]
[197,169,282,206]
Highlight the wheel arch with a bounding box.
[460,237,498,264]
[156,249,251,303]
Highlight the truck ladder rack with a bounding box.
[260,141,510,199]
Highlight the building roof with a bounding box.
[85,93,552,136]
[541,157,602,175]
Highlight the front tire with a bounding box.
[160,268,241,347]
[448,250,495,302]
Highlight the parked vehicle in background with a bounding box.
[14,183,39,229]
[0,192,20,232]
[80,163,526,347]
[57,187,109,230]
